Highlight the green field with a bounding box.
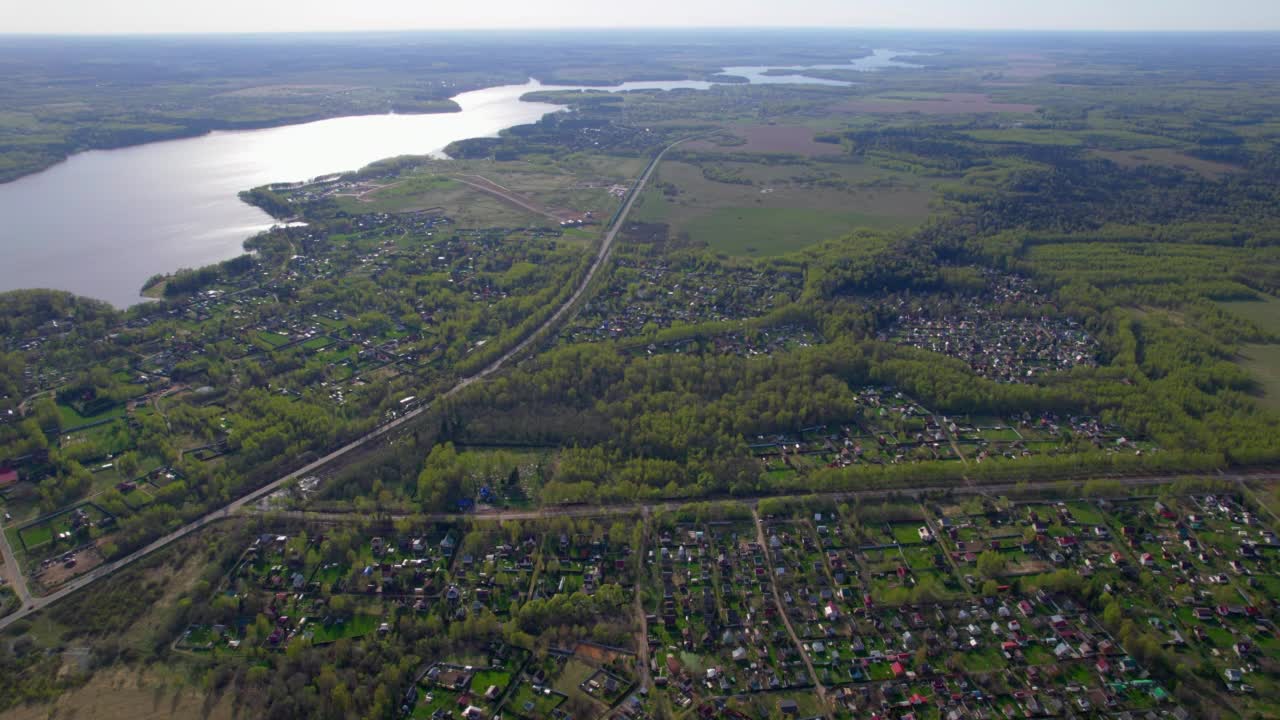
[636,159,933,256]
[342,178,541,226]
[332,158,627,229]
[1217,295,1280,335]
[307,614,379,644]
[56,402,125,429]
[684,206,906,256]
[1237,344,1280,411]
[1216,297,1280,409]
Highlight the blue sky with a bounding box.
[9,0,1280,34]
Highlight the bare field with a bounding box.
[0,668,234,720]
[33,545,104,591]
[687,124,844,156]
[1093,148,1240,179]
[835,93,1039,115]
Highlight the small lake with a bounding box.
[0,50,921,307]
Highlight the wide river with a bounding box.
[0,49,919,307]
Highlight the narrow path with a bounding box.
[152,383,186,433]
[921,505,974,599]
[0,137,690,633]
[451,175,565,223]
[753,508,829,712]
[254,472,1261,525]
[1241,481,1280,526]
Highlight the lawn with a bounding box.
[120,486,156,510]
[471,668,513,695]
[18,523,53,550]
[307,614,379,644]
[57,401,125,429]
[891,523,926,546]
[17,503,109,552]
[256,331,292,348]
[413,687,462,719]
[508,681,565,719]
[551,658,605,711]
[1065,501,1105,525]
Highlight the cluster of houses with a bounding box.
[227,524,639,642]
[651,522,812,698]
[640,500,1216,719]
[886,314,1097,383]
[875,270,1099,383]
[171,486,1280,719]
[751,388,964,472]
[108,217,581,419]
[565,257,803,344]
[933,494,1280,703]
[748,387,1150,477]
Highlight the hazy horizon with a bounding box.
[8,0,1280,35]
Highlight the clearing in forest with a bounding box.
[1093,148,1239,179]
[634,158,934,256]
[686,124,845,156]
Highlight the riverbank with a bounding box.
[0,99,465,187]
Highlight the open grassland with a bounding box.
[1219,296,1280,411]
[0,667,234,720]
[635,158,933,256]
[336,176,542,226]
[684,206,907,256]
[335,157,630,227]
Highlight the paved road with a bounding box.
[0,517,32,610]
[0,138,687,633]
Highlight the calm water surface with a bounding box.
[0,51,920,307]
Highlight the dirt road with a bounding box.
[755,508,829,709]
[0,516,31,612]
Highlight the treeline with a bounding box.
[419,333,1260,507]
